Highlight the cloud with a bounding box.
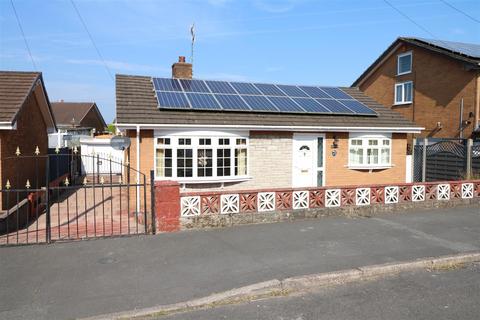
[65,59,168,73]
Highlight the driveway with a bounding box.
[0,205,479,319]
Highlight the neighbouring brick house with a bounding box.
[0,71,56,209]
[116,57,421,193]
[49,101,107,147]
[353,37,480,146]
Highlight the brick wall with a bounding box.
[0,91,48,210]
[325,132,407,186]
[131,130,408,194]
[359,43,478,139]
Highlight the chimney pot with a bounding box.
[179,56,186,63]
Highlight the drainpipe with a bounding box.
[460,98,464,139]
[136,125,140,213]
[475,72,480,132]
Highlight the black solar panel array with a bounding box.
[152,77,377,116]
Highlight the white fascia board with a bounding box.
[116,123,424,134]
[0,121,15,130]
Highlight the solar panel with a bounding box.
[230,82,262,95]
[298,86,331,99]
[268,96,305,112]
[242,95,278,111]
[157,91,190,108]
[186,93,221,109]
[316,99,354,114]
[339,100,376,115]
[292,98,330,113]
[153,78,182,91]
[320,87,352,99]
[214,94,251,110]
[205,81,237,94]
[151,77,377,116]
[180,79,210,93]
[254,83,286,96]
[277,85,309,98]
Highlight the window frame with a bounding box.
[394,81,413,105]
[348,133,392,169]
[154,133,250,183]
[397,51,412,76]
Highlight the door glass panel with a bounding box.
[317,138,323,167]
[317,171,323,187]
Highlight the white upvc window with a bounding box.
[155,135,249,182]
[394,81,413,105]
[397,51,412,75]
[348,133,392,169]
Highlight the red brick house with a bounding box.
[116,57,421,194]
[0,71,56,209]
[352,37,480,145]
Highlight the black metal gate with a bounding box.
[0,147,152,246]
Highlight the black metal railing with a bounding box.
[0,147,152,246]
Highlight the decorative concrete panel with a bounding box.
[356,188,370,206]
[221,194,239,214]
[181,196,200,217]
[325,189,341,207]
[293,191,309,209]
[385,186,399,204]
[258,192,275,212]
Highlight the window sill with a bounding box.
[392,102,412,107]
[346,165,393,170]
[396,71,411,76]
[155,176,253,184]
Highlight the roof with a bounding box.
[352,37,480,87]
[116,74,420,131]
[412,37,480,59]
[0,71,40,124]
[51,102,107,129]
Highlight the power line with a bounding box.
[70,0,114,81]
[382,0,440,39]
[439,0,480,24]
[10,0,37,70]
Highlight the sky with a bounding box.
[1,0,479,122]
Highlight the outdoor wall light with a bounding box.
[331,136,339,149]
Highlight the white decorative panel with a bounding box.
[293,191,309,209]
[385,186,399,204]
[258,192,275,212]
[181,196,200,217]
[221,194,239,214]
[356,188,370,206]
[325,189,341,207]
[437,184,450,200]
[462,183,474,199]
[412,185,425,202]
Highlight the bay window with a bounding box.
[349,133,391,168]
[155,135,249,181]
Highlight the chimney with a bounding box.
[172,56,192,79]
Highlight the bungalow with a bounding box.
[0,71,56,208]
[49,101,107,148]
[116,57,422,191]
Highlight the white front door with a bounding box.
[292,134,325,188]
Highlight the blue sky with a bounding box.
[1,0,479,122]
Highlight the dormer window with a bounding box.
[397,52,412,75]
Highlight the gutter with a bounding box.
[116,123,424,134]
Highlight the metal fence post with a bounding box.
[422,138,428,182]
[411,138,416,182]
[45,159,51,243]
[466,139,473,179]
[150,170,156,235]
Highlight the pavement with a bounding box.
[159,262,480,320]
[0,205,479,319]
